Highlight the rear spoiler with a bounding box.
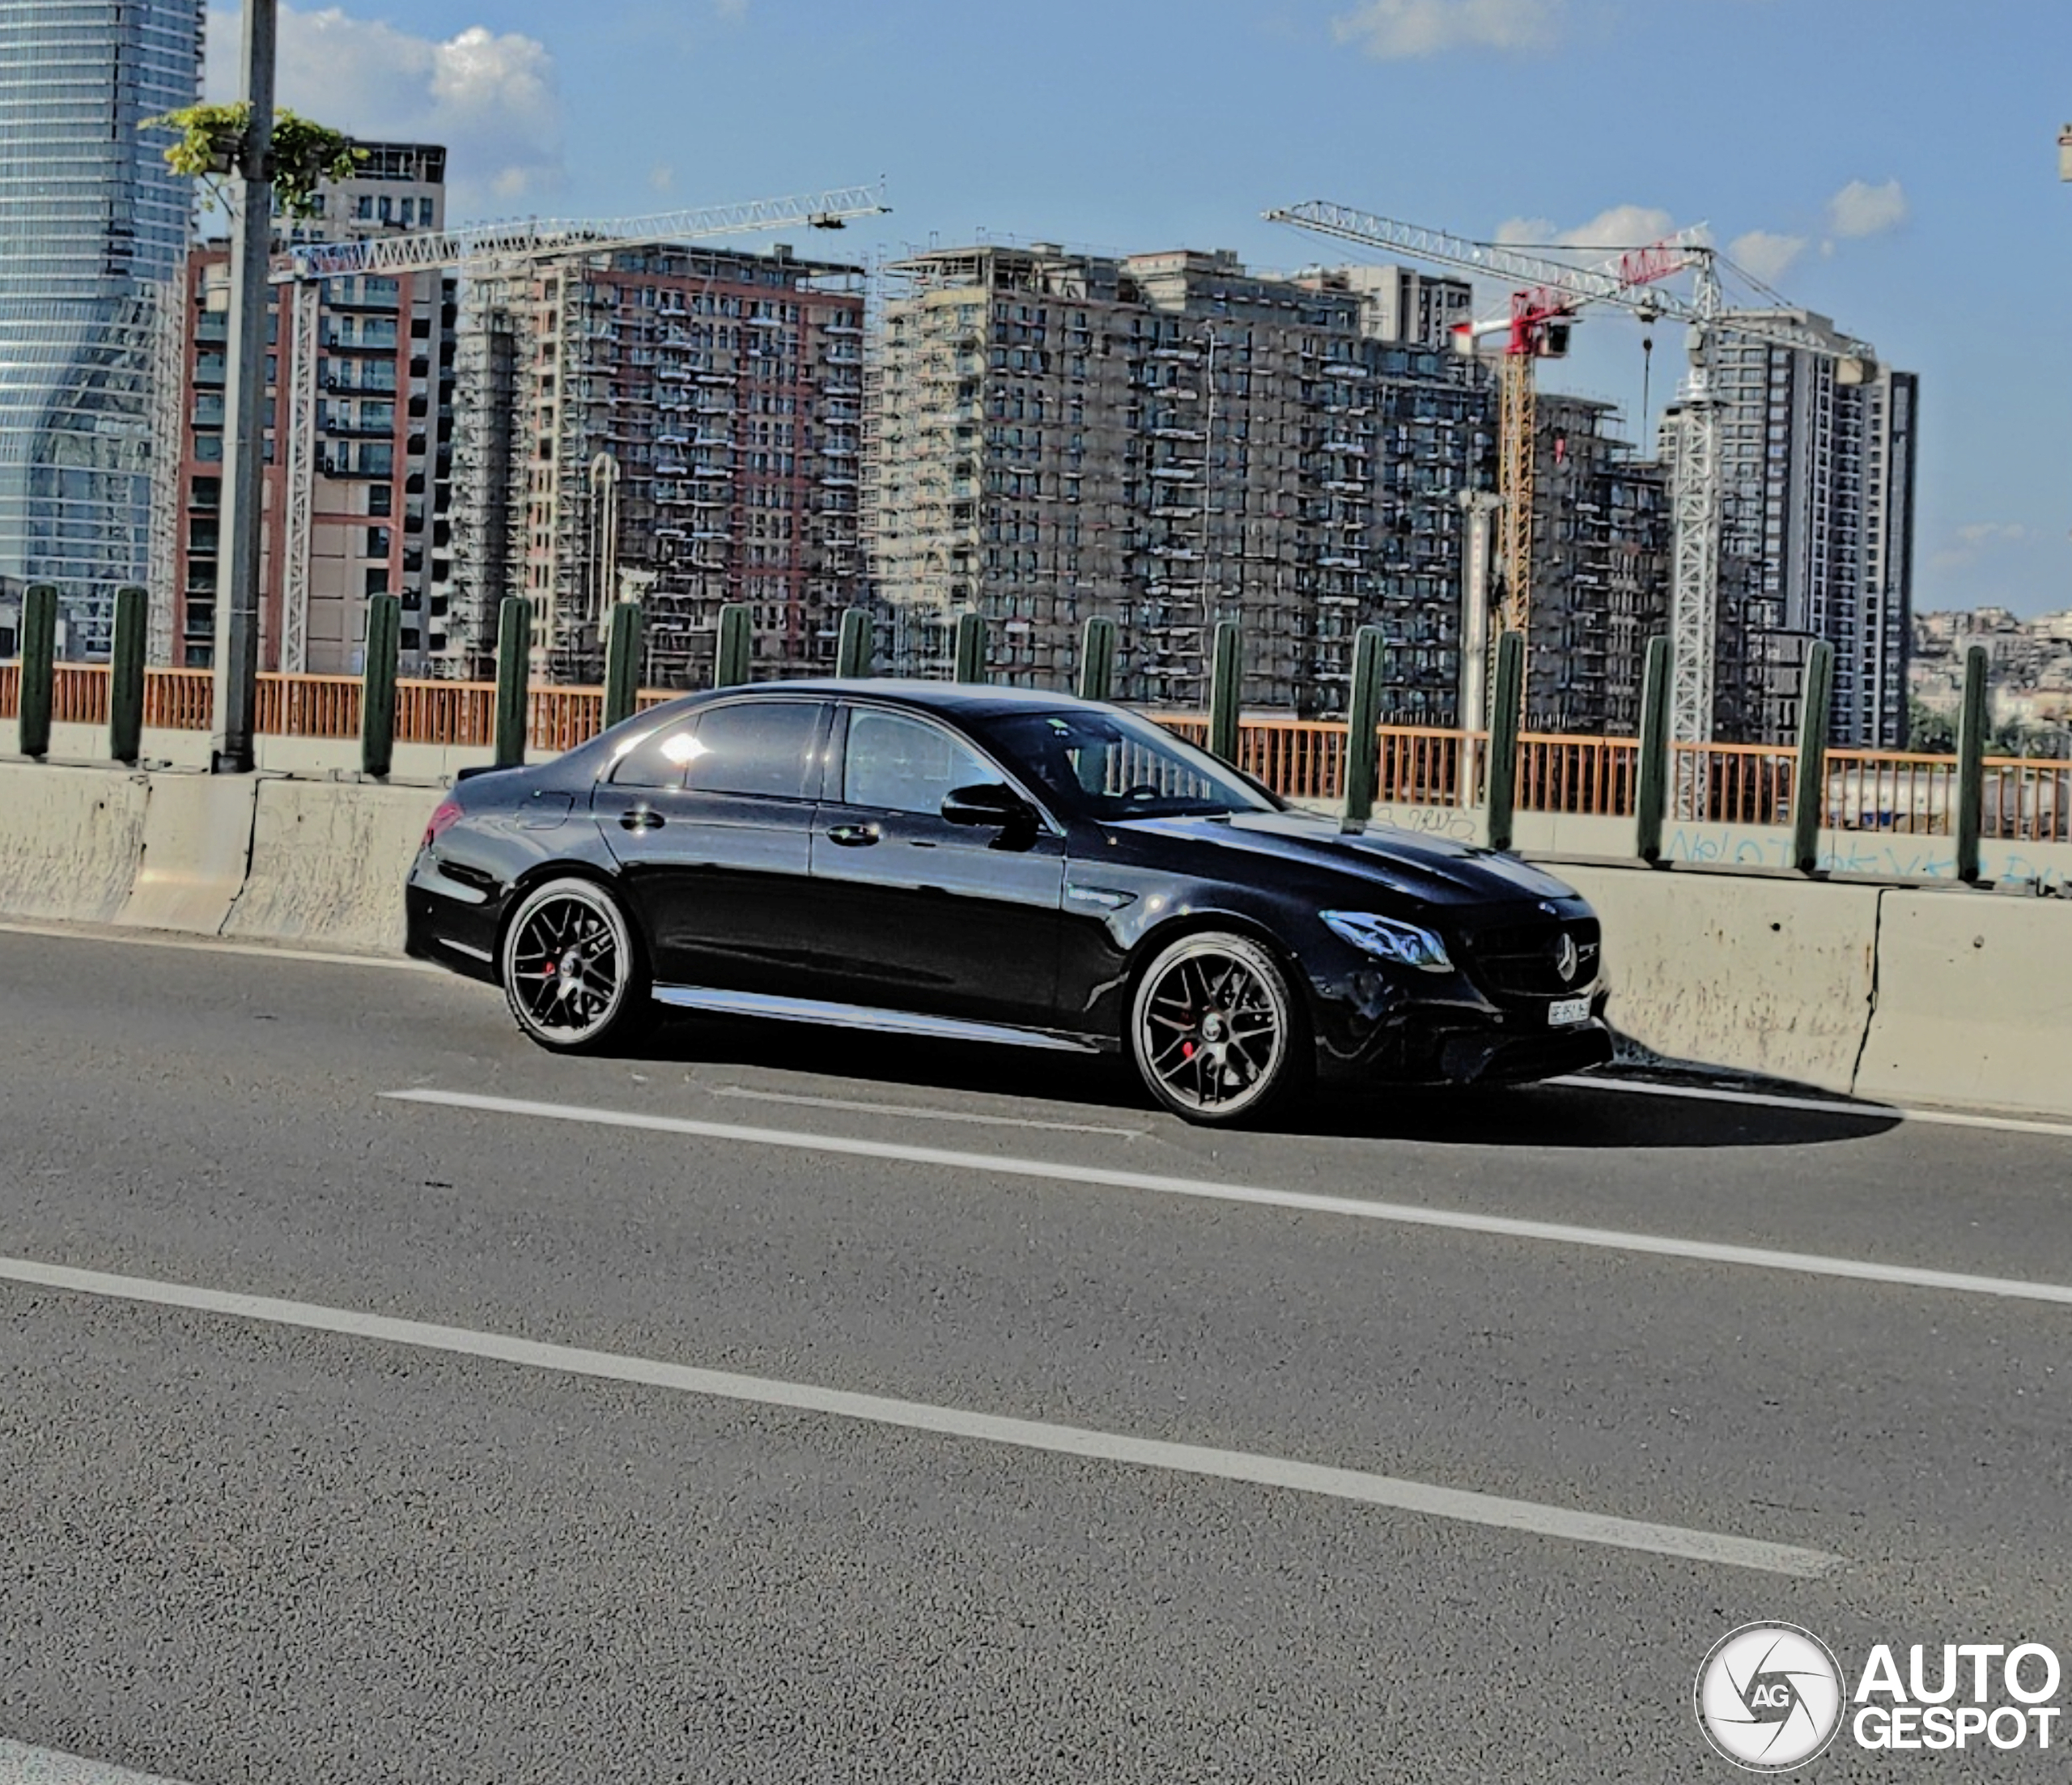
[454,763,507,783]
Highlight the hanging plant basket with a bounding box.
[145,101,363,219]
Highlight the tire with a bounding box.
[1128,930,1306,1125]
[499,877,652,1054]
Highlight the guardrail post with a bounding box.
[1076,615,1117,702]
[715,601,751,688]
[953,610,987,684]
[357,593,400,777]
[1207,619,1242,764]
[108,585,147,765]
[16,583,57,759]
[1487,629,1523,852]
[1955,641,1989,884]
[494,595,530,770]
[1633,633,1671,862]
[1344,624,1385,823]
[1791,639,1835,875]
[835,606,872,678]
[603,599,643,729]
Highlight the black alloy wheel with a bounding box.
[1129,930,1301,1124]
[500,878,649,1053]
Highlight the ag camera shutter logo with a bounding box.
[1695,1624,1845,1771]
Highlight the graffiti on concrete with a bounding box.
[1663,825,2069,889]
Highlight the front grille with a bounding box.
[1462,916,1601,1000]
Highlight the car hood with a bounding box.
[1117,810,1585,907]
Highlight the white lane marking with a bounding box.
[388,1087,2072,1311]
[0,919,436,975]
[703,1082,1142,1139]
[1549,1073,2072,1141]
[0,1252,1840,1579]
[0,1740,193,1784]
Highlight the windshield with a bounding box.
[977,708,1280,821]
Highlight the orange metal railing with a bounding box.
[1,661,2067,843]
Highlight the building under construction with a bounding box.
[448,243,866,684]
[866,244,1492,715]
[158,143,456,673]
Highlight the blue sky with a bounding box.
[211,0,2072,618]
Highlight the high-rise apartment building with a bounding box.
[0,0,202,656]
[160,144,455,673]
[868,244,1492,716]
[1664,315,1917,745]
[450,244,867,684]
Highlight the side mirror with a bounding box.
[940,782,1034,828]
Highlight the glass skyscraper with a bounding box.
[0,1,202,655]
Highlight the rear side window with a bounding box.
[685,701,823,799]
[609,721,700,790]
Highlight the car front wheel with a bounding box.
[500,877,651,1053]
[1129,930,1304,1125]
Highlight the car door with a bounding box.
[807,703,1065,1029]
[592,696,830,996]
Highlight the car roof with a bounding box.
[656,679,1106,720]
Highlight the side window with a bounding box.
[608,721,699,791]
[842,709,994,816]
[685,701,822,799]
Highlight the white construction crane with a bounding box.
[1265,199,1876,744]
[264,183,890,674]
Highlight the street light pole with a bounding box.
[210,0,275,772]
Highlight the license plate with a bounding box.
[1548,995,1591,1027]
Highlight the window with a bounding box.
[688,701,822,798]
[610,721,701,790]
[842,709,992,816]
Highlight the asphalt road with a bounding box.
[3,923,2071,1783]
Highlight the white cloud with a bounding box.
[1727,228,1807,285]
[1827,177,1908,240]
[1333,0,1565,59]
[1932,523,2034,572]
[207,6,565,208]
[1493,204,1686,250]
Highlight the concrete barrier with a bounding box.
[223,778,436,954]
[116,772,257,935]
[0,762,151,924]
[1856,892,2072,1116]
[1556,864,1882,1094]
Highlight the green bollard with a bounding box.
[1955,642,1989,885]
[1077,616,1118,703]
[1487,630,1524,853]
[604,600,643,729]
[1633,634,1671,863]
[715,602,751,688]
[953,610,987,684]
[1207,619,1242,765]
[1791,640,1835,875]
[108,585,147,765]
[359,593,401,778]
[494,595,531,770]
[1344,624,1385,824]
[835,606,872,678]
[17,582,57,759]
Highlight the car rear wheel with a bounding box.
[500,878,650,1054]
[1129,931,1304,1125]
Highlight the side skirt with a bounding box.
[650,984,1106,1055]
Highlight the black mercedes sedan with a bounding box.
[405,681,1611,1124]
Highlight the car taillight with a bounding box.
[422,797,462,850]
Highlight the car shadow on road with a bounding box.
[646,1016,1902,1152]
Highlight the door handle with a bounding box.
[619,805,664,832]
[825,822,880,847]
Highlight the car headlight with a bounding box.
[1319,910,1453,973]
